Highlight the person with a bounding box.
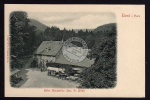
[32,60,35,71]
[30,61,33,69]
[39,61,42,72]
[36,63,38,71]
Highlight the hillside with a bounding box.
[29,18,94,33]
[93,23,116,33]
[29,19,48,32]
[29,18,116,34]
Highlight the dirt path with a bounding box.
[17,57,79,88]
[21,69,79,88]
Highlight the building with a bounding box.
[34,41,63,68]
[34,41,95,73]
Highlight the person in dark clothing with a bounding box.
[32,59,36,68]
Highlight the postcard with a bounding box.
[4,4,145,97]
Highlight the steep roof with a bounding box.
[34,41,95,68]
[55,53,95,68]
[34,41,63,56]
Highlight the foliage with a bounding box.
[30,59,37,68]
[10,11,37,68]
[10,12,117,88]
[80,27,117,88]
[11,75,23,85]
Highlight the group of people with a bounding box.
[48,70,68,80]
[30,59,47,72]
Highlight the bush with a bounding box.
[80,28,117,88]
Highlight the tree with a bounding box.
[80,27,117,88]
[10,11,37,68]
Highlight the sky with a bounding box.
[28,12,116,30]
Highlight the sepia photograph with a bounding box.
[9,11,117,88]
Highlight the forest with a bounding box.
[10,11,116,88]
